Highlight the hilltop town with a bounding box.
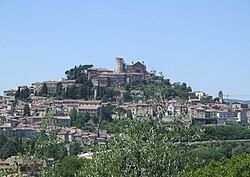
[0,57,250,174]
[2,0,250,175]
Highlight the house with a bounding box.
[59,78,76,90]
[78,152,94,159]
[82,132,90,145]
[33,81,63,95]
[247,109,250,124]
[14,105,25,116]
[232,102,248,123]
[78,105,101,116]
[88,133,98,141]
[78,100,102,107]
[31,96,47,104]
[3,89,16,98]
[43,81,63,95]
[166,104,175,117]
[217,110,236,124]
[232,102,248,110]
[0,156,44,174]
[193,91,207,100]
[0,123,12,136]
[189,106,217,125]
[87,68,113,80]
[196,107,206,118]
[30,107,46,117]
[63,99,80,107]
[205,109,218,119]
[10,125,39,139]
[58,129,69,142]
[0,156,23,170]
[31,116,43,125]
[73,131,83,143]
[78,100,102,116]
[234,110,247,123]
[128,103,153,118]
[54,116,71,127]
[91,76,110,87]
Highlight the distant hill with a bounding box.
[225,99,250,105]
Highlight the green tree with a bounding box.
[127,109,133,119]
[60,118,198,176]
[123,91,132,102]
[0,138,18,159]
[41,156,91,177]
[20,86,30,100]
[23,104,31,117]
[69,107,78,124]
[65,65,93,80]
[200,96,213,104]
[23,104,30,117]
[114,107,127,119]
[40,83,48,95]
[97,87,115,102]
[15,87,21,99]
[187,154,250,177]
[35,111,67,162]
[69,143,81,156]
[101,104,115,122]
[200,124,250,141]
[69,107,82,128]
[15,86,30,100]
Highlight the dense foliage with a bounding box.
[201,124,250,141]
[1,116,250,176]
[188,142,250,163]
[14,64,193,102]
[125,75,192,100]
[63,65,116,101]
[69,107,98,131]
[23,104,31,117]
[42,156,91,177]
[187,154,250,177]
[0,135,35,159]
[39,83,48,96]
[42,65,194,101]
[64,65,94,99]
[65,65,93,81]
[42,118,198,176]
[15,86,30,101]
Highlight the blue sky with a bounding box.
[0,0,250,99]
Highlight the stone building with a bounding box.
[88,57,152,87]
[32,79,75,95]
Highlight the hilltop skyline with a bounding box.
[1,0,250,99]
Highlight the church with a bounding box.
[87,57,152,87]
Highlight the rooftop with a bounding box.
[79,105,101,110]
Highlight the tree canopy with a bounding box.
[65,65,93,81]
[23,104,31,117]
[187,154,250,177]
[125,75,192,101]
[15,86,30,101]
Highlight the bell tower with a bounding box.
[115,57,125,74]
